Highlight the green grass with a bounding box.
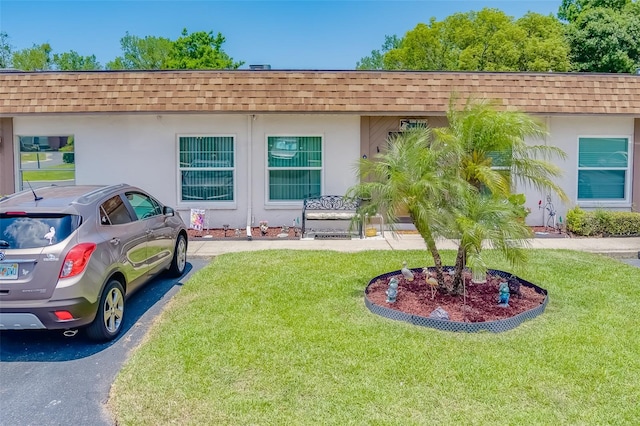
[22,164,74,181]
[109,250,640,425]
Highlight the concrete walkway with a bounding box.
[188,232,640,260]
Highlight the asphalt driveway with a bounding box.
[0,258,210,426]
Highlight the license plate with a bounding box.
[0,263,19,280]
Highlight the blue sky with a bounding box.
[0,0,561,69]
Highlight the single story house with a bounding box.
[1,70,638,232]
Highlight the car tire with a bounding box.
[168,233,187,277]
[85,279,125,342]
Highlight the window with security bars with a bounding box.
[179,136,235,202]
[267,136,322,201]
[577,137,629,201]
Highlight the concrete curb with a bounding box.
[187,234,640,259]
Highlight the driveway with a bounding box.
[0,258,210,426]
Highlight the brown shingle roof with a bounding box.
[1,70,639,116]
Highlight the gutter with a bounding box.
[246,114,254,240]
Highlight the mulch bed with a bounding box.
[366,270,546,323]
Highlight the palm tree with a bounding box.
[348,96,568,296]
[346,127,463,288]
[436,96,568,293]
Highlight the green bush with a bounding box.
[62,153,74,164]
[566,206,640,236]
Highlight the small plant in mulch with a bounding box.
[366,268,545,323]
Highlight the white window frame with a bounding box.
[265,134,323,206]
[576,135,633,207]
[176,134,237,208]
[15,134,76,191]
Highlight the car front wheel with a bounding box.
[86,279,125,341]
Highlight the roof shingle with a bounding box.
[1,70,639,116]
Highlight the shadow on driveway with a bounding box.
[0,261,200,362]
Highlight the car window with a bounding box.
[99,195,132,226]
[125,192,163,220]
[0,213,81,249]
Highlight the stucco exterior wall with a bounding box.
[11,114,360,228]
[518,115,636,225]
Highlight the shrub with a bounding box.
[62,153,74,164]
[566,206,640,236]
[604,212,640,236]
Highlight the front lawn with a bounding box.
[109,250,640,425]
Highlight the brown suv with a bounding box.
[0,184,188,341]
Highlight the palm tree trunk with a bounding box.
[414,223,445,289]
[452,245,466,294]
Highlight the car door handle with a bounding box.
[110,238,120,245]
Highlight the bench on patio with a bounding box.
[301,195,362,239]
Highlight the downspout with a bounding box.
[246,114,254,240]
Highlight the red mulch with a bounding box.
[366,270,546,323]
[188,226,300,240]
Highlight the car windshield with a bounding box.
[0,213,81,249]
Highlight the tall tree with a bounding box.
[53,51,101,70]
[564,1,640,72]
[165,28,243,70]
[0,31,12,68]
[514,12,571,72]
[375,8,570,72]
[11,43,52,71]
[356,35,400,70]
[106,32,173,70]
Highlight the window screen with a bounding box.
[267,136,322,201]
[577,137,629,201]
[179,136,235,202]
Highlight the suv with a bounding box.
[0,184,188,341]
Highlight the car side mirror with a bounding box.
[163,206,175,217]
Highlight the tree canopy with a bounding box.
[3,28,242,71]
[359,8,571,72]
[11,43,53,71]
[165,29,244,70]
[563,0,640,72]
[53,51,101,71]
[106,32,173,70]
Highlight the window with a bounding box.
[179,136,234,202]
[267,136,322,201]
[0,213,81,249]
[125,192,162,220]
[18,136,75,190]
[577,137,630,202]
[100,195,132,225]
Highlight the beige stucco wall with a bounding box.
[7,113,637,226]
[360,115,637,226]
[11,114,360,227]
[518,115,636,225]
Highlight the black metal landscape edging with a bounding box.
[364,268,548,333]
